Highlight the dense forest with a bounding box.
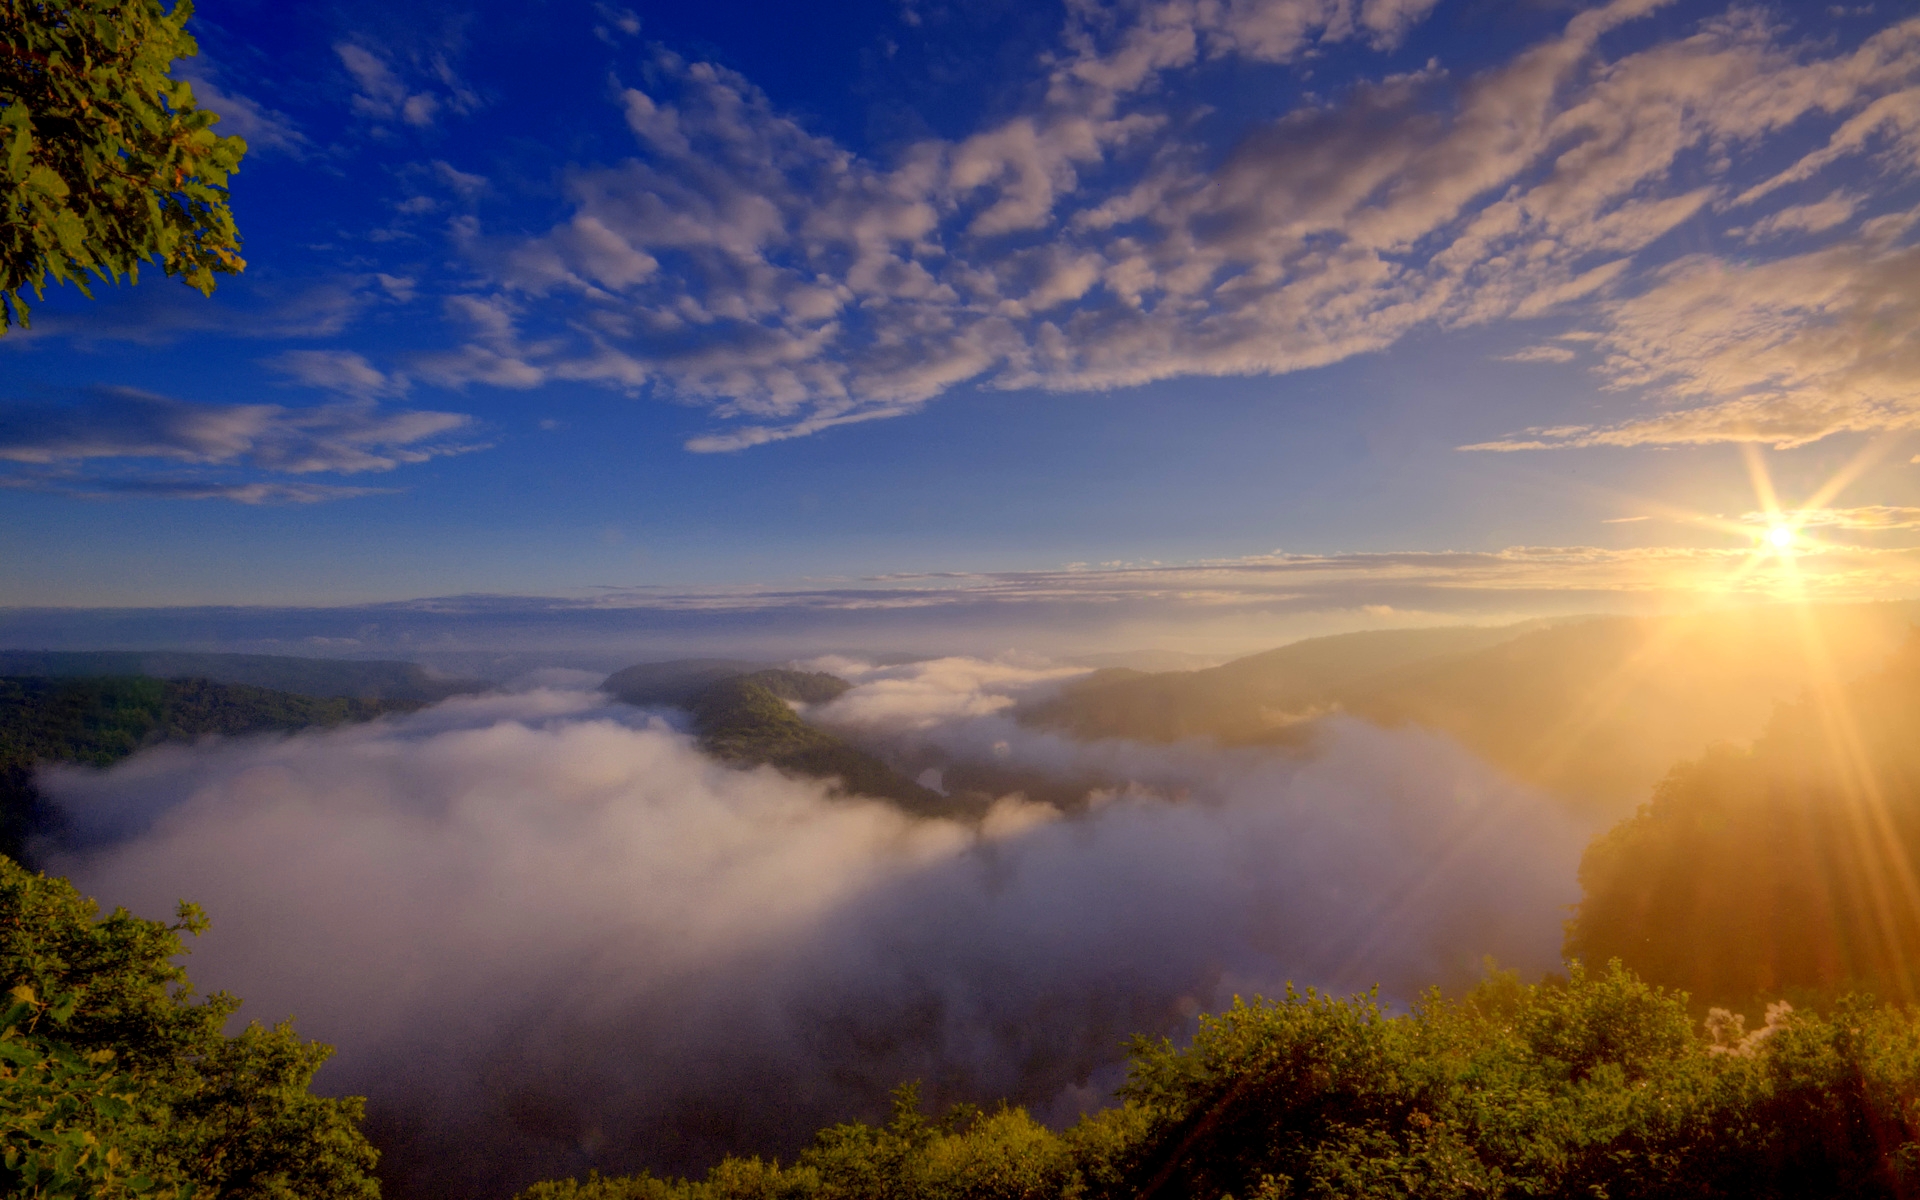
[0,652,486,702]
[0,675,418,860]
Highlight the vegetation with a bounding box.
[690,672,955,815]
[0,674,416,861]
[1027,604,1920,812]
[602,660,778,709]
[0,652,486,702]
[1568,632,1920,1009]
[516,961,1920,1200]
[1,0,246,330]
[0,857,379,1197]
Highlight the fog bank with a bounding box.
[41,664,1584,1199]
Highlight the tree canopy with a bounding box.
[0,857,379,1198]
[517,963,1920,1200]
[1,0,245,330]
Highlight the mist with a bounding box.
[38,660,1587,1199]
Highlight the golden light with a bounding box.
[1766,523,1795,551]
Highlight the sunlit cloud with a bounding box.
[0,388,476,474]
[1741,506,1920,531]
[425,3,1920,452]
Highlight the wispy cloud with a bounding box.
[428,2,1920,451]
[1744,505,1920,530]
[265,350,408,399]
[1467,221,1920,450]
[1500,346,1580,364]
[12,478,400,504]
[336,43,478,129]
[0,388,478,483]
[176,65,307,156]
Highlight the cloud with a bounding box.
[336,44,477,130]
[176,67,307,155]
[13,536,1920,650]
[51,479,398,504]
[1468,223,1920,450]
[1500,345,1579,364]
[266,350,408,399]
[43,676,1581,1198]
[0,387,476,474]
[1734,190,1862,242]
[1748,505,1920,530]
[0,277,376,348]
[424,4,1920,451]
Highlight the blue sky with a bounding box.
[5,0,1920,655]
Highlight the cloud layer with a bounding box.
[409,2,1920,452]
[44,671,1582,1198]
[0,387,480,503]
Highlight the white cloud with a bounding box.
[0,387,476,474]
[1745,505,1920,529]
[439,4,1920,450]
[336,44,477,129]
[1735,190,1861,241]
[79,479,398,504]
[266,349,408,399]
[1499,345,1579,364]
[176,67,306,155]
[1469,223,1920,449]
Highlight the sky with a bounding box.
[7,0,1920,657]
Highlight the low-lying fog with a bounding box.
[38,657,1586,1199]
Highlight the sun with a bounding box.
[1766,524,1796,551]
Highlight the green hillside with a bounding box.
[602,658,779,707]
[601,662,952,814]
[0,650,486,701]
[0,676,415,861]
[689,672,955,815]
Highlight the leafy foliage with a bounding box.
[0,674,417,861]
[1,0,245,329]
[1568,632,1920,1007]
[0,857,380,1198]
[516,964,1920,1200]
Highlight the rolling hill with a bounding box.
[0,674,421,861]
[0,650,487,702]
[604,663,955,815]
[1026,602,1920,813]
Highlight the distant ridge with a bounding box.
[0,675,423,861]
[0,651,487,702]
[1025,603,1920,813]
[1023,621,1553,744]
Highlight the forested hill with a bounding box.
[604,662,955,815]
[1568,630,1920,1009]
[0,675,418,861]
[1026,603,1920,813]
[0,650,486,701]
